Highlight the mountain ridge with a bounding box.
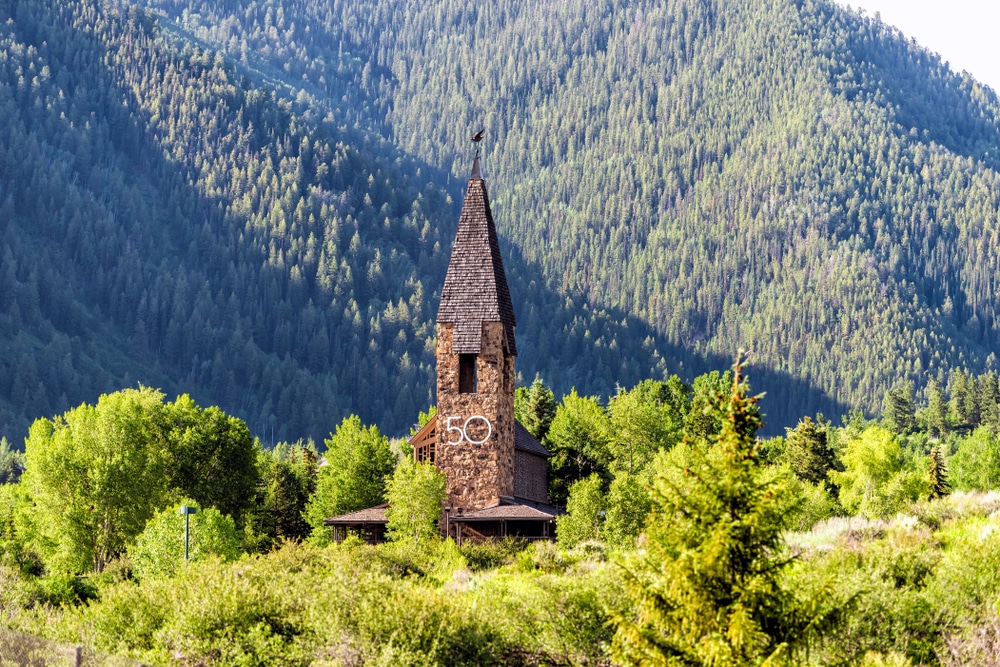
[3,0,1000,442]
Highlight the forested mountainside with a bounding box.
[3,0,1000,442]
[0,0,685,443]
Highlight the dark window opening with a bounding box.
[415,441,435,464]
[459,354,478,393]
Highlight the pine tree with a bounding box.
[514,375,557,442]
[882,382,916,435]
[923,378,948,438]
[782,416,837,485]
[611,358,837,666]
[927,446,951,499]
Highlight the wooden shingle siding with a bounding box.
[514,449,549,504]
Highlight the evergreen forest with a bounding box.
[4,0,1000,444]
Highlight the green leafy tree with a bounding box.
[385,458,446,544]
[0,483,41,574]
[607,379,686,477]
[787,475,839,532]
[829,426,928,519]
[304,415,395,544]
[612,362,832,666]
[949,427,1000,491]
[602,473,652,550]
[514,376,557,442]
[555,473,605,549]
[21,387,172,573]
[163,395,261,526]
[546,391,612,505]
[841,409,877,440]
[129,500,242,580]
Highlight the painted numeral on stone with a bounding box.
[444,415,494,445]
[462,415,493,445]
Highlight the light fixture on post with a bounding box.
[179,505,198,560]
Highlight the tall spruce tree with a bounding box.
[514,376,558,442]
[882,382,916,435]
[927,446,951,500]
[612,359,835,666]
[923,379,949,438]
[782,416,837,485]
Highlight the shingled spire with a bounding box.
[437,151,517,355]
[434,148,520,512]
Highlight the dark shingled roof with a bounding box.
[437,153,517,356]
[456,495,564,521]
[514,420,549,457]
[324,503,388,525]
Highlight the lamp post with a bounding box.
[179,505,198,560]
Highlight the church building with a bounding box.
[326,149,563,544]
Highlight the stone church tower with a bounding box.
[434,152,518,512]
[326,147,559,544]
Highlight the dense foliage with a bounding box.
[8,358,1000,664]
[129,0,1000,431]
[5,0,1000,443]
[129,500,241,580]
[385,458,447,544]
[6,365,1000,665]
[0,0,672,445]
[612,363,829,666]
[303,415,395,544]
[18,387,260,573]
[8,0,1000,659]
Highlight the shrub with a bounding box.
[555,474,604,548]
[470,564,616,666]
[788,474,840,532]
[459,538,530,572]
[830,426,929,519]
[949,427,1000,491]
[129,500,241,580]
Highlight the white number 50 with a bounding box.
[445,415,493,445]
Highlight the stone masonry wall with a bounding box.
[435,321,515,512]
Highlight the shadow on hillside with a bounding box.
[499,242,852,436]
[0,0,850,445]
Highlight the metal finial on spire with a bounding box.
[470,150,483,180]
[470,129,485,180]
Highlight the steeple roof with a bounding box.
[437,152,517,355]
